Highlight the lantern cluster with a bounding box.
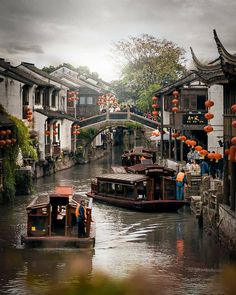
[152,130,160,137]
[97,93,118,108]
[172,90,179,113]
[207,152,222,162]
[0,129,16,147]
[203,99,215,133]
[68,91,80,101]
[152,96,158,121]
[53,123,59,136]
[71,124,80,135]
[26,107,33,122]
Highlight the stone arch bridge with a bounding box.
[75,111,160,161]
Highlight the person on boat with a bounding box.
[75,200,86,237]
[176,169,187,200]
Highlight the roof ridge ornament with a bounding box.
[213,29,236,65]
[190,47,221,72]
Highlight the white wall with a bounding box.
[0,75,23,118]
[207,85,224,153]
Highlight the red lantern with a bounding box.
[232,120,236,128]
[200,149,208,156]
[53,131,58,136]
[28,118,33,122]
[45,130,50,136]
[0,140,6,146]
[190,140,197,147]
[152,110,158,116]
[172,99,179,105]
[205,100,214,108]
[207,153,215,160]
[152,130,160,137]
[152,104,158,108]
[231,104,236,113]
[152,96,158,101]
[173,90,179,98]
[0,130,7,136]
[180,135,187,142]
[172,107,178,113]
[77,125,80,129]
[185,139,192,146]
[231,137,236,145]
[204,113,214,120]
[204,125,213,133]
[11,138,16,144]
[76,131,80,135]
[214,153,222,161]
[5,139,11,145]
[6,129,12,135]
[195,145,202,152]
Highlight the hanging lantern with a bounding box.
[152,104,158,108]
[232,120,236,128]
[5,139,11,145]
[0,140,6,146]
[6,129,12,135]
[204,125,213,133]
[0,130,7,136]
[204,113,214,120]
[152,130,160,137]
[45,130,50,136]
[173,90,179,98]
[214,153,222,161]
[172,107,178,113]
[77,125,80,129]
[190,140,197,147]
[200,149,208,156]
[11,138,16,144]
[172,99,179,105]
[152,110,158,116]
[185,139,192,146]
[195,145,203,152]
[152,96,158,101]
[231,137,236,145]
[180,135,187,142]
[76,130,80,135]
[229,146,236,162]
[53,131,58,136]
[231,104,236,113]
[207,153,215,160]
[205,100,214,108]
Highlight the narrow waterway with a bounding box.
[0,146,231,295]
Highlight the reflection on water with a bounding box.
[0,145,232,294]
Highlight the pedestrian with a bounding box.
[176,169,187,200]
[199,159,209,176]
[189,159,201,175]
[217,157,224,179]
[75,199,86,237]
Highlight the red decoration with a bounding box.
[152,104,158,108]
[45,130,50,136]
[6,129,12,135]
[172,132,179,138]
[152,96,158,101]
[204,113,214,120]
[0,130,7,136]
[11,138,16,144]
[205,100,214,108]
[5,139,11,145]
[172,107,178,113]
[231,137,236,145]
[231,104,236,113]
[225,149,230,155]
[207,153,215,159]
[185,139,192,146]
[200,149,208,156]
[152,110,158,116]
[214,153,222,161]
[204,125,213,133]
[172,99,179,105]
[173,90,179,98]
[195,145,203,152]
[0,140,6,146]
[190,140,197,147]
[180,135,187,142]
[232,120,236,128]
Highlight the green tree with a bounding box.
[111,34,187,111]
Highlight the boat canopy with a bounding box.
[96,173,148,184]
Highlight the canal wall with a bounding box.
[191,175,236,253]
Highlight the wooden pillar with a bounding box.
[169,128,172,159]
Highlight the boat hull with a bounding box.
[21,235,95,248]
[87,192,186,212]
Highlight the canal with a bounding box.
[0,146,231,294]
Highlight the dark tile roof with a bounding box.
[35,109,75,121]
[79,86,100,95]
[0,69,33,85]
[0,113,14,127]
[21,62,73,88]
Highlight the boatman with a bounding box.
[75,200,86,237]
[176,169,187,200]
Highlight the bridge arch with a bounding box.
[75,112,160,162]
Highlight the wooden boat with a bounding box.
[21,186,95,248]
[121,146,156,166]
[87,168,186,212]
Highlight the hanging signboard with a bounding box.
[182,113,207,125]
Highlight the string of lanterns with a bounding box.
[71,124,80,135]
[26,107,33,123]
[0,129,16,147]
[152,96,158,121]
[172,90,179,113]
[68,91,80,101]
[97,93,118,109]
[203,100,214,133]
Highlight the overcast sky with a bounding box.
[0,0,236,81]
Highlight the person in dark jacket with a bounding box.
[76,200,86,237]
[199,159,209,176]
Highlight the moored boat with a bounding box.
[21,186,95,248]
[87,171,186,212]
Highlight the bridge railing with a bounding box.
[77,111,160,129]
